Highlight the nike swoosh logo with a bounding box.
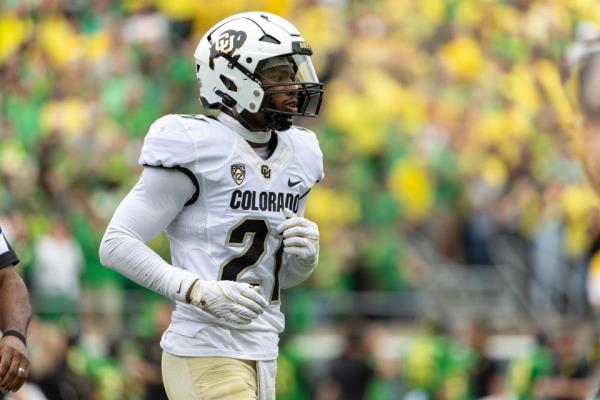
[288,179,302,187]
[176,282,183,294]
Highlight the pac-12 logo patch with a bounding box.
[231,164,246,185]
[209,29,247,69]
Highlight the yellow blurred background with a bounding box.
[3,0,600,399]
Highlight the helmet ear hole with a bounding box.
[219,75,238,92]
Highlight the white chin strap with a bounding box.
[218,112,272,144]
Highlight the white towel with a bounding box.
[257,359,277,400]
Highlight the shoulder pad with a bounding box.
[139,114,235,174]
[139,114,199,168]
[285,126,324,184]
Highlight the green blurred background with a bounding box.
[3,0,600,399]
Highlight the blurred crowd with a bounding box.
[4,0,600,398]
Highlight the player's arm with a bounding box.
[99,167,267,324]
[0,268,30,343]
[277,131,324,289]
[0,241,31,393]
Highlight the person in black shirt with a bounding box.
[0,226,31,394]
[465,320,500,398]
[318,323,375,400]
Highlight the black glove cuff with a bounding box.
[2,330,26,346]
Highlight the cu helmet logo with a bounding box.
[209,30,247,69]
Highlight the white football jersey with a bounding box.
[139,114,323,360]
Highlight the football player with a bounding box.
[99,12,324,400]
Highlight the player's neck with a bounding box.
[218,111,272,144]
[247,141,267,148]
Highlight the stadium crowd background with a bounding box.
[3,0,600,398]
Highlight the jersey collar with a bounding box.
[217,112,272,144]
[234,131,293,186]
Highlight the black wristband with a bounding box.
[2,330,26,346]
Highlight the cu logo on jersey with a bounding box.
[231,164,246,185]
[209,30,247,69]
[261,165,271,179]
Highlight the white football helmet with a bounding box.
[194,12,323,131]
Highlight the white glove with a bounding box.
[188,280,268,325]
[277,208,319,268]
